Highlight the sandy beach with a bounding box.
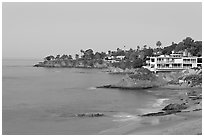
[99,86,202,135]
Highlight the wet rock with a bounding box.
[162,103,188,111]
[98,68,167,90]
[193,109,202,112]
[33,64,39,67]
[75,113,104,117]
[97,85,112,88]
[187,90,200,97]
[140,110,181,117]
[96,84,154,89]
[190,96,202,100]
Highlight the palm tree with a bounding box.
[68,55,73,60]
[108,50,111,56]
[60,54,68,60]
[44,55,54,61]
[143,45,147,50]
[75,54,79,60]
[80,49,84,56]
[137,46,140,51]
[55,55,60,60]
[156,41,162,48]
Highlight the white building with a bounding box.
[144,53,202,72]
[104,55,125,63]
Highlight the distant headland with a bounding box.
[34,37,202,70]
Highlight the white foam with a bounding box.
[152,98,169,107]
[113,113,140,122]
[87,87,97,90]
[55,70,61,73]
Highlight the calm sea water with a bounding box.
[2,59,160,135]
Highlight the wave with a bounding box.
[113,113,141,122]
[87,87,97,90]
[152,98,169,108]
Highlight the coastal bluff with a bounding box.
[97,68,202,90]
[33,60,108,69]
[97,68,167,89]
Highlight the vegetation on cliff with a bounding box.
[34,37,202,69]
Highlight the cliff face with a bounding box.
[113,68,167,88]
[98,68,168,89]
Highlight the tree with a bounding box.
[80,49,84,58]
[98,59,103,64]
[60,54,68,60]
[55,55,61,60]
[132,58,143,68]
[129,52,138,60]
[183,37,193,46]
[100,52,107,59]
[68,55,73,60]
[125,60,132,69]
[119,60,126,70]
[143,45,147,50]
[156,41,162,48]
[137,46,140,51]
[44,55,54,61]
[75,54,79,60]
[94,52,101,60]
[174,42,184,52]
[143,48,153,58]
[162,43,177,55]
[108,50,111,56]
[84,49,94,60]
[129,48,133,52]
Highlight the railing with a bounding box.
[157,61,174,63]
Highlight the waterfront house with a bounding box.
[144,51,202,72]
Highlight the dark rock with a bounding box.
[97,85,112,88]
[33,64,40,67]
[193,109,202,112]
[190,96,202,100]
[140,111,165,117]
[96,84,154,90]
[187,90,199,96]
[162,103,188,111]
[75,113,104,117]
[140,110,181,117]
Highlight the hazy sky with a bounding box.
[3,2,202,59]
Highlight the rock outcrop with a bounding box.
[164,68,202,87]
[98,67,167,89]
[75,113,104,117]
[141,103,188,117]
[162,103,188,111]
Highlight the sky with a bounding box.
[2,2,202,59]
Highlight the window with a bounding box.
[190,59,196,63]
[197,64,202,68]
[165,64,169,68]
[197,58,202,63]
[151,58,155,62]
[151,64,155,68]
[183,64,192,68]
[172,63,182,68]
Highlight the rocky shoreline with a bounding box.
[96,67,202,135]
[97,86,202,135]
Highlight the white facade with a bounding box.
[104,55,125,63]
[144,53,202,72]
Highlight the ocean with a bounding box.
[2,59,162,135]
